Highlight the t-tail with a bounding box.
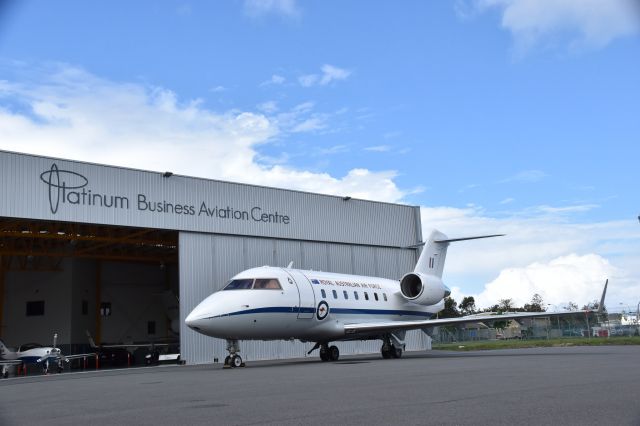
[399,230,504,306]
[0,339,15,358]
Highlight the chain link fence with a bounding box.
[432,312,640,344]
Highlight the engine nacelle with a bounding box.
[399,272,450,306]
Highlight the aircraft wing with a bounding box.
[0,359,23,366]
[343,310,596,336]
[99,343,174,349]
[63,352,96,360]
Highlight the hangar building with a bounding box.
[0,150,429,365]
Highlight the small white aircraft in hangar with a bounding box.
[0,333,95,377]
[186,230,606,368]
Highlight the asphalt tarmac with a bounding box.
[1,345,639,426]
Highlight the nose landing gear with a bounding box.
[223,339,245,369]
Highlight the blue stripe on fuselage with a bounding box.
[205,306,432,319]
[16,356,43,364]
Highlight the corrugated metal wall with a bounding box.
[0,150,419,247]
[179,232,431,365]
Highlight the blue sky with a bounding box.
[0,0,639,309]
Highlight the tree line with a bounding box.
[439,294,604,319]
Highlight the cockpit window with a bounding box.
[224,279,254,290]
[253,279,282,289]
[19,343,43,351]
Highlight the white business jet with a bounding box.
[186,230,605,368]
[0,333,95,377]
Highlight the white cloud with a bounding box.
[364,145,391,152]
[291,116,326,133]
[421,205,640,308]
[298,64,351,87]
[500,169,547,183]
[257,100,278,113]
[0,64,407,203]
[243,0,300,19]
[534,204,599,214]
[260,74,285,86]
[319,145,349,155]
[474,253,617,308]
[319,64,351,85]
[468,0,640,52]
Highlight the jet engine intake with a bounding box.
[399,273,450,306]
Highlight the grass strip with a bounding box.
[432,336,640,351]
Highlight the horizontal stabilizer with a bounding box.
[434,234,505,244]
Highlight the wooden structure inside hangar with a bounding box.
[0,217,179,352]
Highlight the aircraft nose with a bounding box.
[185,310,204,331]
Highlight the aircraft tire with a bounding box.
[329,345,339,361]
[381,345,392,359]
[2,371,8,379]
[319,346,329,362]
[231,355,243,368]
[391,346,402,359]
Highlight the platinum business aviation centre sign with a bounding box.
[28,160,292,233]
[1,151,419,246]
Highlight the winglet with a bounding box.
[597,279,608,314]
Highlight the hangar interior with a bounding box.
[0,217,179,355]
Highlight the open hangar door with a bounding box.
[0,217,179,364]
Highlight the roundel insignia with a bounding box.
[316,301,329,321]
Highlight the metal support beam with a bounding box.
[0,256,5,338]
[95,261,102,346]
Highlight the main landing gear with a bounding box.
[223,339,245,369]
[381,343,402,359]
[380,332,405,359]
[309,342,340,362]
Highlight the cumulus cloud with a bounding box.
[421,205,640,308]
[463,0,640,52]
[299,64,351,87]
[474,253,616,308]
[0,64,406,203]
[243,0,300,19]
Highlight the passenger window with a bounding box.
[332,290,338,299]
[364,292,369,301]
[224,279,254,290]
[321,289,326,298]
[253,279,282,289]
[354,291,359,300]
[374,293,379,301]
[383,293,387,301]
[343,290,348,299]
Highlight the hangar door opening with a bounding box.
[0,217,179,360]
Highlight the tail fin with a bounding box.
[413,230,505,278]
[597,279,608,313]
[85,330,98,349]
[0,338,14,358]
